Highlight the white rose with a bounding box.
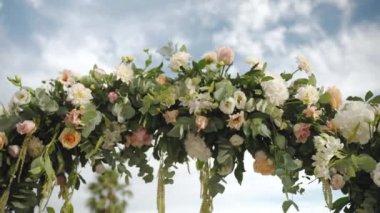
[201,51,217,63]
[67,83,93,106]
[184,133,211,162]
[169,51,191,71]
[219,97,235,114]
[296,55,311,74]
[245,56,264,70]
[372,171,380,187]
[261,74,289,106]
[229,134,244,146]
[234,90,247,110]
[333,101,375,144]
[12,89,31,106]
[245,98,255,112]
[116,63,134,84]
[295,85,319,106]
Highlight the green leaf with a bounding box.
[346,96,363,102]
[47,207,56,213]
[308,74,317,86]
[274,134,286,149]
[319,93,331,104]
[7,75,22,87]
[139,95,153,114]
[82,109,102,138]
[282,200,299,213]
[369,95,380,104]
[365,91,374,101]
[332,196,350,213]
[213,80,234,101]
[280,73,293,81]
[351,154,377,172]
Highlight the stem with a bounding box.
[157,160,165,213]
[199,162,213,213]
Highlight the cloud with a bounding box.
[26,0,43,9]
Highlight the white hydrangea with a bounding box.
[245,56,264,70]
[180,92,217,114]
[67,83,93,106]
[12,89,31,106]
[296,55,311,74]
[372,163,380,187]
[184,132,212,162]
[229,134,244,146]
[219,97,235,114]
[312,134,344,179]
[261,74,289,106]
[333,101,375,144]
[169,51,191,71]
[295,85,319,106]
[116,63,134,84]
[233,90,247,110]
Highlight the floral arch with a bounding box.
[0,43,379,213]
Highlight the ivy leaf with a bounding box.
[282,200,299,213]
[369,95,380,104]
[365,91,374,101]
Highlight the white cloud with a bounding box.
[26,0,43,9]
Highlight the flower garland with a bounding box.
[0,43,380,213]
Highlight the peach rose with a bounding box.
[321,120,337,133]
[195,115,209,132]
[326,86,343,110]
[293,123,311,143]
[59,128,81,149]
[156,74,168,85]
[227,111,245,130]
[108,91,118,103]
[254,159,274,175]
[59,69,75,86]
[217,47,234,65]
[126,128,152,148]
[163,110,179,124]
[303,106,322,120]
[0,132,8,150]
[16,120,36,135]
[64,109,83,126]
[330,174,345,190]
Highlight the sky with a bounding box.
[0,0,380,212]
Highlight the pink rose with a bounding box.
[16,120,36,135]
[126,128,152,148]
[8,145,20,158]
[293,123,311,143]
[217,47,234,65]
[330,174,345,190]
[108,91,118,103]
[64,109,83,126]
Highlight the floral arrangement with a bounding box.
[0,43,380,213]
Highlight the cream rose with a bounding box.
[219,97,235,114]
[163,110,179,124]
[229,134,244,146]
[227,111,245,130]
[12,89,31,106]
[0,132,8,150]
[66,83,93,106]
[169,51,191,71]
[202,51,217,63]
[195,115,209,132]
[233,90,247,110]
[116,63,134,84]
